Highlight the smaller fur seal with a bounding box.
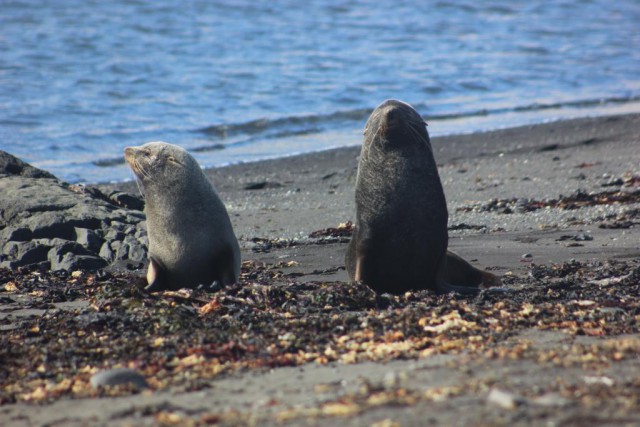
[124,141,240,291]
[346,99,499,294]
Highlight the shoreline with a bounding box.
[102,112,640,277]
[2,112,640,426]
[95,108,640,188]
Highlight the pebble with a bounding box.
[487,388,525,409]
[90,368,148,389]
[520,253,533,263]
[531,392,572,407]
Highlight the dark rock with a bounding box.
[0,150,57,179]
[110,240,123,253]
[99,242,114,262]
[114,241,129,260]
[125,212,145,222]
[89,368,148,389]
[3,240,52,266]
[0,260,14,269]
[0,152,150,273]
[47,238,93,258]
[51,253,108,271]
[22,214,102,240]
[244,181,283,190]
[134,224,147,239]
[0,259,50,270]
[108,191,145,211]
[104,229,125,242]
[0,227,32,242]
[48,239,108,271]
[110,222,126,232]
[26,213,74,240]
[128,243,147,262]
[74,227,104,253]
[2,241,20,258]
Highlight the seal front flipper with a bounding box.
[145,256,171,292]
[210,244,239,288]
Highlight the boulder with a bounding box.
[0,150,149,273]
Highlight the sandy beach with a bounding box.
[2,113,640,426]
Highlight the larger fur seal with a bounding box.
[345,99,498,294]
[124,141,240,291]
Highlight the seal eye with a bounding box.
[167,156,181,166]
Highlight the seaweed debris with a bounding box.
[457,188,640,214]
[1,258,640,405]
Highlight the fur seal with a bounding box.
[124,141,240,291]
[345,99,498,294]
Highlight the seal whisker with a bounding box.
[407,123,425,143]
[133,174,145,198]
[135,159,154,183]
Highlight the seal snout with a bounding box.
[377,104,408,140]
[381,105,402,125]
[123,147,136,163]
[124,146,147,179]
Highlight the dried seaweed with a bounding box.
[1,258,640,406]
[457,189,640,214]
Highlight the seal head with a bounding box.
[124,141,240,291]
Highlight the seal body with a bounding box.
[124,142,240,291]
[346,100,494,294]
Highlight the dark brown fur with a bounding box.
[346,100,499,294]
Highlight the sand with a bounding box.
[2,113,640,426]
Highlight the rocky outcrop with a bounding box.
[0,150,148,271]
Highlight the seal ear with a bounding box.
[145,256,171,292]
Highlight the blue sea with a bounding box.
[1,0,639,183]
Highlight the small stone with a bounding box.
[90,368,148,389]
[487,388,525,409]
[583,376,614,386]
[600,307,627,315]
[574,233,593,241]
[244,181,283,190]
[110,221,126,232]
[128,243,147,262]
[99,242,114,262]
[104,229,125,242]
[515,198,530,213]
[134,227,147,239]
[50,252,107,271]
[114,242,129,261]
[531,393,572,407]
[4,241,51,266]
[74,227,104,253]
[520,253,533,263]
[382,371,405,389]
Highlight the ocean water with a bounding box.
[1,0,639,183]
